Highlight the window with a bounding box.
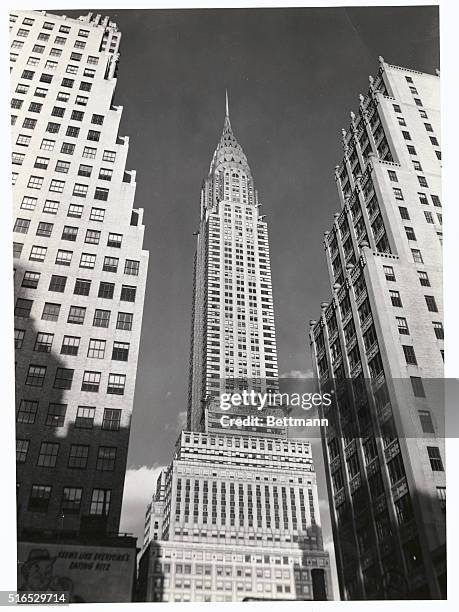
[41,302,60,322]
[61,78,74,88]
[71,109,84,121]
[396,317,409,335]
[75,406,95,429]
[90,207,105,222]
[388,454,405,485]
[419,410,435,434]
[425,295,438,312]
[78,164,92,177]
[103,257,118,272]
[405,226,416,241]
[23,117,37,129]
[427,447,444,471]
[88,339,106,359]
[430,136,439,147]
[68,204,83,218]
[28,485,52,512]
[93,309,110,328]
[34,332,54,352]
[107,233,122,248]
[121,285,136,302]
[55,249,72,266]
[68,445,89,469]
[16,134,31,147]
[61,142,75,155]
[45,403,66,427]
[40,138,55,151]
[68,305,86,325]
[13,243,23,259]
[84,68,96,79]
[26,365,46,387]
[74,279,91,296]
[424,211,434,224]
[87,56,99,65]
[80,81,92,91]
[85,229,100,244]
[97,447,116,471]
[411,249,423,264]
[54,367,74,389]
[73,183,88,198]
[15,298,33,318]
[432,195,441,207]
[403,345,417,365]
[12,152,25,165]
[28,175,44,189]
[433,321,444,340]
[418,176,428,188]
[29,245,47,262]
[117,312,133,331]
[390,290,402,307]
[80,253,96,269]
[56,91,69,102]
[413,160,422,171]
[393,188,404,201]
[92,114,104,125]
[88,130,100,142]
[402,131,411,141]
[14,218,30,234]
[102,150,116,162]
[397,116,406,126]
[16,439,29,463]
[46,121,60,134]
[71,52,82,61]
[112,342,129,361]
[102,409,121,431]
[61,335,80,356]
[34,156,49,169]
[36,222,53,237]
[52,106,65,117]
[49,179,65,193]
[98,282,114,299]
[66,126,80,138]
[90,489,111,515]
[42,200,59,216]
[17,400,38,424]
[21,196,37,211]
[55,160,70,174]
[61,488,82,514]
[15,329,25,349]
[94,187,109,201]
[383,265,395,281]
[81,371,101,392]
[107,374,126,395]
[125,259,140,276]
[410,376,425,398]
[76,95,88,106]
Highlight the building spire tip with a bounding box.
[225,89,229,118]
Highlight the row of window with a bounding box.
[16,329,130,361]
[17,199,113,223]
[15,218,121,244]
[17,440,118,472]
[10,39,99,66]
[19,272,136,300]
[17,399,121,430]
[11,16,91,38]
[13,82,94,108]
[23,484,111,516]
[392,102,441,160]
[15,299,134,330]
[22,364,127,394]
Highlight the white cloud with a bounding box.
[279,369,314,379]
[119,465,165,541]
[165,409,187,432]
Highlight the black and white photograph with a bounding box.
[1,0,457,607]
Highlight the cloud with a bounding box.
[279,369,314,379]
[165,409,187,432]
[119,465,165,542]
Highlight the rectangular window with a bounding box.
[28,175,44,189]
[82,146,96,159]
[46,121,60,134]
[102,150,116,163]
[36,222,53,237]
[34,156,49,169]
[34,332,54,352]
[87,339,106,359]
[393,187,404,200]
[93,309,110,328]
[424,211,434,224]
[67,305,86,325]
[433,321,444,339]
[68,204,83,218]
[383,265,395,281]
[107,233,122,248]
[68,445,89,469]
[61,142,75,155]
[425,295,438,312]
[21,196,37,211]
[79,253,96,269]
[29,245,47,262]
[73,183,88,198]
[410,376,425,398]
[390,290,402,308]
[81,370,101,392]
[121,285,136,302]
[76,95,88,106]
[96,447,116,471]
[396,317,409,335]
[107,373,126,395]
[88,130,100,142]
[103,257,118,273]
[90,489,111,515]
[16,439,29,463]
[419,410,435,434]
[45,403,66,427]
[405,226,416,241]
[432,195,441,207]
[112,341,129,361]
[98,282,115,299]
[56,91,69,102]
[15,329,25,349]
[117,312,133,331]
[418,176,428,187]
[90,207,105,222]
[102,409,121,431]
[403,345,417,365]
[61,335,80,356]
[61,226,78,241]
[12,152,25,165]
[74,279,91,296]
[61,488,82,514]
[55,249,72,266]
[14,218,30,234]
[71,109,84,121]
[66,126,80,138]
[49,179,65,193]
[92,114,104,125]
[13,243,23,259]
[52,106,65,117]
[75,406,95,429]
[427,446,444,471]
[411,249,423,264]
[78,164,92,177]
[26,365,46,387]
[43,200,59,215]
[15,298,33,318]
[55,160,70,173]
[85,229,100,244]
[16,135,31,147]
[41,302,60,322]
[125,259,139,276]
[54,367,74,389]
[28,485,52,512]
[17,400,38,424]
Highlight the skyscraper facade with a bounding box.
[138,101,331,602]
[309,57,445,599]
[11,10,148,536]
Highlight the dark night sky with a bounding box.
[46,6,439,591]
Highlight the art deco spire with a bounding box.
[209,90,250,174]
